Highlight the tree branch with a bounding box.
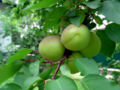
[52,57,66,79]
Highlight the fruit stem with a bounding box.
[52,57,66,79]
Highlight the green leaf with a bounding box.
[38,81,45,90]
[18,0,27,4]
[87,22,96,30]
[96,30,116,57]
[98,0,120,24]
[74,80,85,90]
[29,61,40,76]
[7,48,33,64]
[0,83,22,90]
[74,58,99,75]
[94,16,103,25]
[24,0,57,11]
[14,72,28,87]
[43,7,66,31]
[33,86,39,90]
[40,67,52,80]
[0,61,23,84]
[105,23,120,42]
[23,76,41,90]
[14,66,31,87]
[81,74,120,90]
[45,76,77,90]
[64,0,72,9]
[69,13,86,26]
[14,65,41,90]
[84,0,101,9]
[60,64,71,76]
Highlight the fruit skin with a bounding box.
[38,35,65,62]
[81,32,101,57]
[61,24,91,51]
[67,52,82,74]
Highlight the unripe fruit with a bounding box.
[38,35,65,61]
[81,32,101,57]
[68,52,82,61]
[67,52,82,74]
[61,24,91,51]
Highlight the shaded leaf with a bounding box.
[105,23,120,42]
[84,0,101,9]
[43,7,66,31]
[94,16,103,25]
[96,30,116,57]
[69,13,85,26]
[40,67,52,80]
[38,81,45,90]
[98,0,120,24]
[93,54,110,66]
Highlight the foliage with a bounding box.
[0,0,120,90]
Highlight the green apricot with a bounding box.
[61,24,91,51]
[67,52,82,74]
[68,52,82,61]
[38,35,65,61]
[81,32,101,57]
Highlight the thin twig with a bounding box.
[40,63,54,70]
[24,60,36,62]
[33,50,54,63]
[33,50,40,54]
[52,57,66,79]
[44,60,54,64]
